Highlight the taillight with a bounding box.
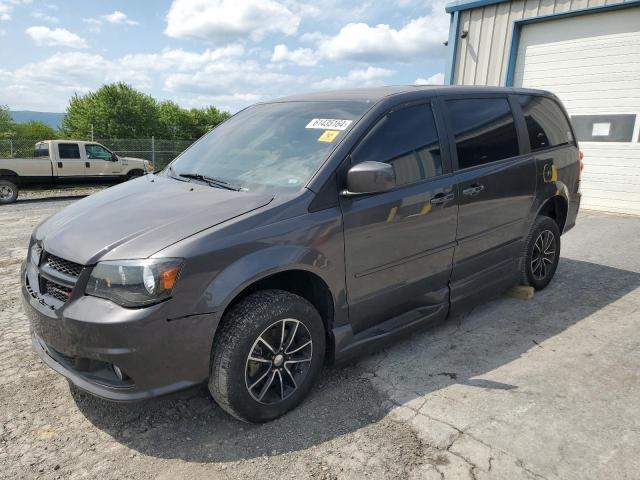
[578,150,584,176]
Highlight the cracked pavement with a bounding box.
[1,192,639,479]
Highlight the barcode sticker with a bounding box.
[306,118,353,130]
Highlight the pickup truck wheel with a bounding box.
[209,289,325,423]
[0,180,18,205]
[521,215,560,290]
[126,170,143,180]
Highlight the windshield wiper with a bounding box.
[178,173,241,191]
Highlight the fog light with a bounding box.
[113,364,124,381]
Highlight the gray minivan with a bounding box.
[22,86,581,422]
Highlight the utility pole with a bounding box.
[90,124,94,141]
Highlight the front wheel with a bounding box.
[521,215,561,290]
[209,290,326,423]
[0,180,18,205]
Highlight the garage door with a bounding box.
[513,6,640,215]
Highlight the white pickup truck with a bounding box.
[0,140,152,204]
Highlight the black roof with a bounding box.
[265,85,550,104]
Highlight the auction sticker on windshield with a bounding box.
[306,118,353,130]
[317,130,340,143]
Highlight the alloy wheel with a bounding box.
[0,185,13,200]
[531,229,556,281]
[245,318,313,405]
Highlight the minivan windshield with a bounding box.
[168,101,370,193]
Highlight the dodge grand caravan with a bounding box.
[22,86,581,422]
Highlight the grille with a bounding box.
[45,280,72,303]
[45,254,83,278]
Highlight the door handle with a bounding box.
[430,193,455,205]
[85,162,90,168]
[462,184,485,196]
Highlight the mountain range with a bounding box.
[10,111,65,130]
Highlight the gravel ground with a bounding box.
[1,192,639,480]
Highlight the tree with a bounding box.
[12,120,58,139]
[158,101,196,140]
[61,82,161,138]
[61,83,231,140]
[0,105,14,137]
[189,106,231,138]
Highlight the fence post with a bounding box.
[9,139,13,157]
[151,136,156,169]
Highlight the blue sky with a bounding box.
[0,0,449,113]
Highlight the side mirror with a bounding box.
[111,153,118,162]
[342,161,396,196]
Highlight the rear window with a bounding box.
[517,95,573,151]
[34,144,49,158]
[446,97,520,169]
[58,143,81,159]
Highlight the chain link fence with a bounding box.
[0,137,195,170]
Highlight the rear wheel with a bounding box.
[521,215,560,290]
[0,180,18,205]
[209,289,325,423]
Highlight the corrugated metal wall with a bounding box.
[452,0,629,85]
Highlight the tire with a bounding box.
[126,170,143,180]
[521,215,561,290]
[209,289,326,423]
[0,180,18,205]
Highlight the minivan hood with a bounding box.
[35,175,273,265]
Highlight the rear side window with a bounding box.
[351,103,442,186]
[58,143,80,159]
[34,144,49,157]
[517,95,573,151]
[446,98,520,169]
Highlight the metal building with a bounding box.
[445,0,640,215]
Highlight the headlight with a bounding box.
[86,258,183,307]
[30,242,43,267]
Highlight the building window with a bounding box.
[517,95,574,151]
[352,104,443,186]
[445,98,520,169]
[570,114,636,143]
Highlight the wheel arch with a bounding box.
[0,169,19,179]
[537,194,569,233]
[212,267,336,360]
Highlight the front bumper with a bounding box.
[21,261,219,401]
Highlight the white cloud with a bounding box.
[32,11,59,23]
[311,66,395,90]
[102,10,138,25]
[0,45,286,112]
[0,0,31,20]
[0,52,150,110]
[164,59,303,96]
[414,72,444,85]
[271,44,317,66]
[165,0,300,42]
[316,4,448,62]
[25,26,88,48]
[120,45,245,72]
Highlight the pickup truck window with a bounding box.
[58,143,81,159]
[34,144,49,158]
[85,144,113,160]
